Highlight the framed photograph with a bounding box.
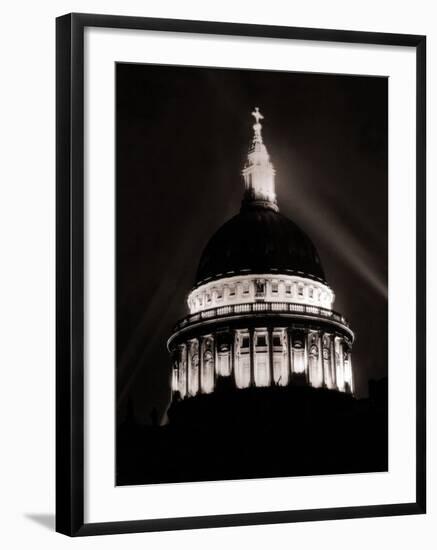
[56,12,426,536]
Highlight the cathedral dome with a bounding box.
[195,203,326,285]
[168,108,354,404]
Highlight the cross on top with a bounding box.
[251,107,264,124]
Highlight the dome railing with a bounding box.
[174,301,350,332]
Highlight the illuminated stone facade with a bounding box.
[168,108,354,400]
[188,273,334,313]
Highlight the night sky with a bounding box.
[116,63,388,424]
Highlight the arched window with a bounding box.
[255,279,265,297]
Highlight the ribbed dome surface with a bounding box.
[195,205,326,285]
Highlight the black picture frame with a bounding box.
[56,12,426,537]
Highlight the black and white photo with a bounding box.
[116,64,388,485]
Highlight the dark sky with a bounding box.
[116,63,388,424]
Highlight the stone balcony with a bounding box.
[171,301,353,341]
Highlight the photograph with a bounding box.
[115,62,389,486]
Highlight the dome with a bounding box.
[195,204,326,286]
[167,109,355,408]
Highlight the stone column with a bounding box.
[268,327,274,386]
[185,343,190,397]
[318,331,324,387]
[287,329,293,378]
[171,361,178,393]
[330,334,336,388]
[306,332,312,386]
[249,328,255,387]
[230,330,235,378]
[338,338,345,391]
[198,337,202,394]
[232,331,237,388]
[347,349,354,394]
[303,330,309,383]
[212,333,217,388]
[334,336,343,391]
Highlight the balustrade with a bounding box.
[174,301,349,332]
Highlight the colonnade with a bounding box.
[171,327,353,399]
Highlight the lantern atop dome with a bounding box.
[242,107,278,211]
